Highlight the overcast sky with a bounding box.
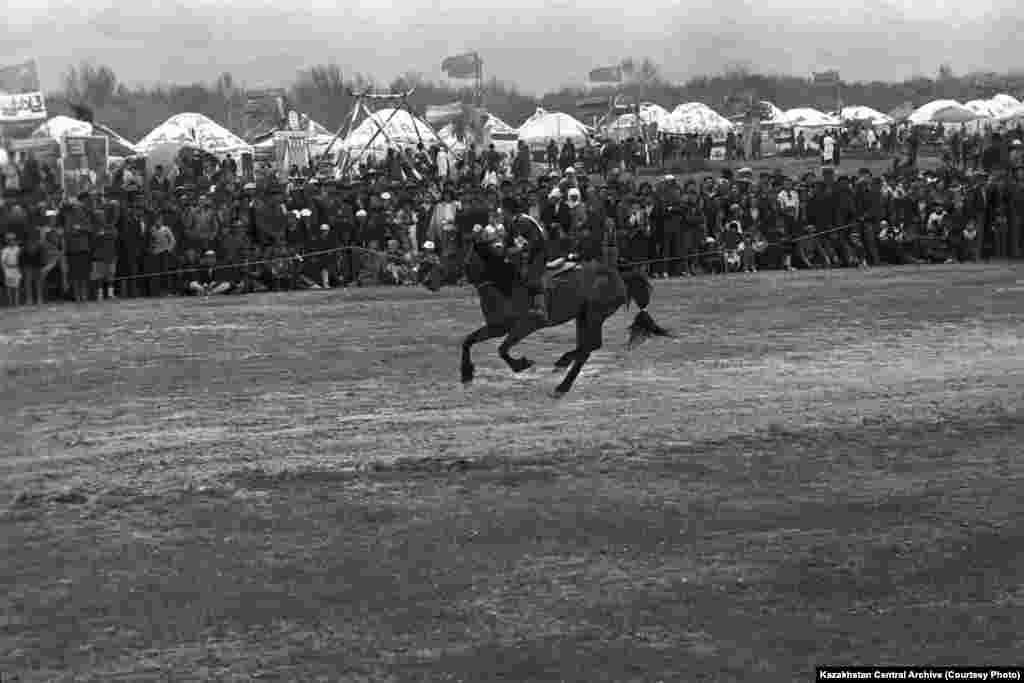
[4,0,1022,94]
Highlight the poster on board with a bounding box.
[61,135,109,195]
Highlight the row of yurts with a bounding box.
[20,94,1024,166]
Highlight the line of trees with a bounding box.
[46,59,1024,143]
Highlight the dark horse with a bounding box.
[419,245,671,396]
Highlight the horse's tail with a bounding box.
[619,269,673,349]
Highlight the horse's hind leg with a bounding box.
[462,324,507,384]
[553,349,579,369]
[553,315,605,396]
[553,317,588,369]
[498,318,541,374]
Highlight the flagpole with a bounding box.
[475,52,483,110]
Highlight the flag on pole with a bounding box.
[441,53,479,79]
[587,66,622,83]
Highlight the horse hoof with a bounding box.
[461,366,474,384]
[553,358,571,369]
[551,388,568,399]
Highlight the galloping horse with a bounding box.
[420,242,671,396]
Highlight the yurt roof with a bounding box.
[136,112,253,157]
[517,108,590,146]
[839,106,894,125]
[338,108,440,154]
[907,100,972,125]
[783,108,841,127]
[32,115,138,156]
[662,102,733,135]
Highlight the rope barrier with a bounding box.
[106,244,392,283]
[617,221,871,268]
[91,220,906,285]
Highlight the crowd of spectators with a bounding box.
[2,128,1024,308]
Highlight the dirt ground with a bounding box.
[1,263,1022,682]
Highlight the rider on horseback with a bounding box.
[502,196,550,323]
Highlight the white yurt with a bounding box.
[839,106,894,127]
[783,108,841,128]
[605,104,672,141]
[517,108,590,150]
[907,100,975,126]
[337,108,440,158]
[661,102,734,136]
[252,116,338,158]
[136,113,253,158]
[759,101,790,126]
[988,94,1022,117]
[32,115,138,157]
[438,111,520,156]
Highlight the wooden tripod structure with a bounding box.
[317,88,451,178]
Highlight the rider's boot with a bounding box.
[529,290,548,323]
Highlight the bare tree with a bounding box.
[63,61,118,109]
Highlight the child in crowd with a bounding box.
[720,219,745,273]
[2,232,21,306]
[741,225,765,272]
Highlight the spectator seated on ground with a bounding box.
[267,242,294,291]
[381,238,414,285]
[187,249,233,296]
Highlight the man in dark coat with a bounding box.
[504,196,549,322]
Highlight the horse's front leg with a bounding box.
[462,324,507,384]
[498,318,541,374]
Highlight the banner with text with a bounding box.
[61,136,109,195]
[0,60,47,124]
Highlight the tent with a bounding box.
[888,103,916,123]
[32,115,138,157]
[988,94,1022,117]
[135,112,253,158]
[964,99,998,119]
[997,103,1024,123]
[607,103,670,129]
[605,104,672,141]
[907,100,976,126]
[252,116,337,157]
[757,101,789,126]
[661,102,733,135]
[438,111,520,156]
[783,108,841,128]
[839,106,894,126]
[337,107,440,157]
[516,108,590,149]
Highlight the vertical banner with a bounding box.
[0,60,47,127]
[272,131,310,178]
[61,136,109,196]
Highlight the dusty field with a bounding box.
[1,263,1022,682]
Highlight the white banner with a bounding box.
[0,60,47,123]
